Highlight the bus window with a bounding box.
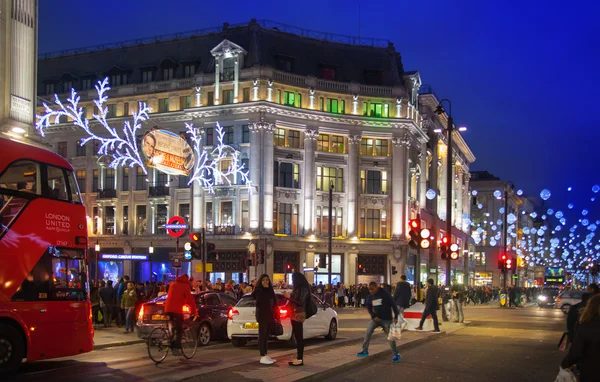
[0,160,41,195]
[65,169,82,204]
[47,165,69,201]
[50,247,87,300]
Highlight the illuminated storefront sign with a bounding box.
[100,254,149,261]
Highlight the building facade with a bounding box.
[37,20,475,286]
[0,0,38,138]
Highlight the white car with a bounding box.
[227,291,338,347]
[556,290,584,314]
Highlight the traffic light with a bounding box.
[440,235,450,260]
[184,241,193,260]
[392,266,398,275]
[318,254,327,269]
[506,257,513,272]
[408,219,420,249]
[498,254,508,271]
[419,228,431,249]
[286,264,292,272]
[206,242,217,261]
[449,243,459,260]
[358,263,366,273]
[189,232,202,260]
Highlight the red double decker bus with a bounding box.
[0,137,93,374]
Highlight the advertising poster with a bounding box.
[142,129,194,176]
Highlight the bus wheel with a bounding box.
[0,324,25,375]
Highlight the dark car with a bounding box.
[537,288,559,308]
[136,291,238,346]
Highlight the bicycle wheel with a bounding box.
[147,327,170,364]
[181,325,198,359]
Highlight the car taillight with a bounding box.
[183,305,191,314]
[556,298,562,302]
[138,305,145,320]
[228,308,239,320]
[279,308,290,319]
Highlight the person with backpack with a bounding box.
[282,272,315,367]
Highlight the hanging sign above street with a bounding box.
[166,216,188,238]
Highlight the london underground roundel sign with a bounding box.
[165,216,188,238]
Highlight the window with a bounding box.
[364,103,389,118]
[63,81,73,92]
[136,205,147,235]
[283,91,301,107]
[45,83,55,95]
[327,99,345,114]
[57,141,67,158]
[76,141,86,157]
[158,98,169,113]
[104,168,115,190]
[104,206,115,235]
[360,209,387,238]
[49,248,86,300]
[178,204,190,223]
[0,160,41,196]
[317,134,329,152]
[331,135,345,153]
[243,87,250,102]
[222,126,234,144]
[82,78,92,90]
[122,205,129,235]
[360,138,389,156]
[361,170,387,195]
[135,166,145,190]
[316,207,343,237]
[92,169,99,192]
[106,104,116,118]
[76,170,86,193]
[207,91,214,106]
[320,97,325,111]
[316,167,343,192]
[47,166,68,201]
[180,95,191,109]
[241,200,249,231]
[163,67,174,81]
[206,128,214,146]
[206,202,213,232]
[178,174,190,188]
[275,203,298,235]
[110,74,123,87]
[275,162,300,189]
[275,55,293,72]
[222,89,234,105]
[288,130,300,148]
[122,168,129,191]
[274,128,285,146]
[222,58,235,81]
[242,125,250,143]
[156,204,168,235]
[123,102,129,116]
[142,70,153,83]
[220,201,233,226]
[184,64,196,78]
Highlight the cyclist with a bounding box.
[165,274,198,355]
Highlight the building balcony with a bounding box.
[213,225,237,235]
[148,185,170,197]
[97,188,117,199]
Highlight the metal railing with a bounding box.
[97,189,117,199]
[213,225,236,235]
[148,185,170,197]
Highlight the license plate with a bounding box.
[243,322,259,329]
[152,314,169,321]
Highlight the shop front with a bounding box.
[273,251,300,285]
[313,253,344,285]
[356,254,387,285]
[206,250,248,285]
[474,272,493,286]
[145,247,191,284]
[98,253,149,284]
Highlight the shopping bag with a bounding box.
[387,323,402,342]
[98,310,103,322]
[554,367,577,382]
[557,331,568,352]
[344,296,349,304]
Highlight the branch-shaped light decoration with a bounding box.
[186,122,252,194]
[36,78,150,174]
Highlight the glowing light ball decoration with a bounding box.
[582,219,590,226]
[582,209,589,216]
[499,207,505,214]
[540,189,551,201]
[426,189,437,200]
[555,211,564,219]
[517,189,523,196]
[530,212,538,219]
[593,184,600,194]
[568,203,574,209]
[478,204,483,209]
[472,190,478,196]
[494,190,502,198]
[568,187,572,191]
[547,209,554,216]
[507,213,517,225]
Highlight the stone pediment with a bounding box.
[210,39,247,58]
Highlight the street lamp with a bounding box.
[94,240,100,282]
[149,242,154,254]
[434,100,467,287]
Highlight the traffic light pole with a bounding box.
[328,183,333,288]
[502,185,509,291]
[201,228,207,290]
[445,113,453,287]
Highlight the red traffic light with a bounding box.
[501,254,507,261]
[441,236,449,245]
[409,219,419,230]
[190,232,200,241]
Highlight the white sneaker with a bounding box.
[260,356,276,365]
[266,356,276,363]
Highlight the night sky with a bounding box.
[38,0,600,212]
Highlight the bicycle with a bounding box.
[147,314,198,363]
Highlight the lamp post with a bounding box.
[434,100,466,287]
[502,181,514,291]
[94,240,100,282]
[149,242,154,282]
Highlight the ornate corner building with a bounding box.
[36,19,474,286]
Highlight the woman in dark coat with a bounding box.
[561,294,600,381]
[282,272,311,366]
[252,274,277,365]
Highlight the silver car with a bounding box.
[555,290,584,314]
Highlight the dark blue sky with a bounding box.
[39,0,600,210]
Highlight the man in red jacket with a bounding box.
[165,274,198,355]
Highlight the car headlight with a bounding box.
[538,295,547,301]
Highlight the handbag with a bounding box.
[271,320,284,336]
[554,367,577,382]
[305,298,318,319]
[387,323,402,342]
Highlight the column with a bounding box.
[347,251,358,285]
[438,143,447,221]
[463,173,471,223]
[391,137,409,238]
[233,54,240,103]
[214,58,220,105]
[191,181,204,231]
[305,249,316,284]
[418,142,427,209]
[456,166,464,230]
[249,123,262,232]
[303,128,318,234]
[346,135,360,237]
[262,122,275,233]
